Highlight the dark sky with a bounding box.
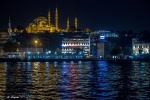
[0,0,150,32]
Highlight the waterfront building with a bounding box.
[97,40,111,58]
[90,34,111,58]
[132,38,150,55]
[61,33,90,57]
[90,31,114,58]
[90,35,97,58]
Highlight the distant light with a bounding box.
[71,61,74,64]
[100,36,105,39]
[79,61,82,64]
[63,61,66,64]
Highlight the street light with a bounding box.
[35,40,38,52]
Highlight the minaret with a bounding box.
[67,18,70,31]
[55,7,58,31]
[8,17,12,35]
[48,9,51,27]
[75,18,78,30]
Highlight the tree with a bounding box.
[54,48,62,54]
[3,40,17,52]
[123,47,132,55]
[109,46,122,56]
[16,25,24,30]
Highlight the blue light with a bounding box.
[100,36,105,39]
[78,61,82,64]
[28,56,31,59]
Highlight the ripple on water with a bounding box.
[0,61,149,99]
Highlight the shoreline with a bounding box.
[0,58,149,62]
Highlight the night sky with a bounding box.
[0,0,150,32]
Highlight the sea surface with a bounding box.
[0,61,150,100]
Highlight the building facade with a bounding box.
[61,34,90,57]
[90,32,112,58]
[132,42,150,55]
[26,8,59,33]
[97,41,111,58]
[26,8,78,33]
[132,38,150,55]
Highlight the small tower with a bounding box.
[48,9,51,27]
[67,18,70,31]
[8,17,12,36]
[75,18,78,31]
[55,7,58,31]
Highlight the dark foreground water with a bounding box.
[0,61,150,100]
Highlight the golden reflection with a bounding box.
[0,63,6,100]
[30,62,59,99]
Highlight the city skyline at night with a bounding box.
[0,0,150,32]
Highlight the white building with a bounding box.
[132,38,150,55]
[62,35,90,57]
[133,42,150,55]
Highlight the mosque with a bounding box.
[26,7,78,33]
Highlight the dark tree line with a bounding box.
[3,40,17,52]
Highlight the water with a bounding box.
[0,61,150,100]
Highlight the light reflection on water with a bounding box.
[0,61,149,99]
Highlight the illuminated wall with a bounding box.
[62,36,90,57]
[132,43,150,55]
[26,16,57,33]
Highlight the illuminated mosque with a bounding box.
[26,7,78,33]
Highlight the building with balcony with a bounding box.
[61,34,90,57]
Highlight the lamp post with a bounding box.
[35,40,38,52]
